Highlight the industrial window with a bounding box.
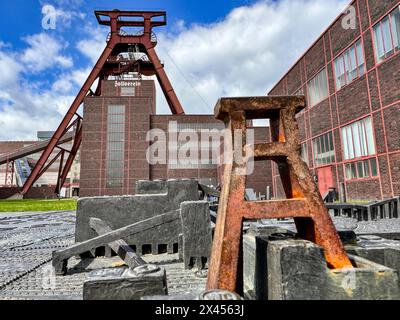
[106,105,125,188]
[121,86,135,96]
[307,68,328,107]
[334,40,365,90]
[345,158,378,180]
[168,122,225,170]
[341,117,375,161]
[312,132,335,167]
[300,143,309,165]
[373,7,400,63]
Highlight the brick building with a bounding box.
[79,79,272,197]
[269,0,400,201]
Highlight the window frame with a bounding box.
[312,132,335,168]
[106,104,126,188]
[307,68,329,108]
[344,158,379,181]
[341,117,376,162]
[373,7,400,64]
[333,39,365,91]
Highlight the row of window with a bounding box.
[106,105,126,188]
[373,7,400,63]
[301,116,378,181]
[305,7,400,107]
[341,117,375,160]
[334,40,365,90]
[312,131,335,167]
[345,158,378,180]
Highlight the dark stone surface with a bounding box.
[346,235,400,275]
[180,201,212,270]
[199,290,243,300]
[89,218,146,268]
[243,228,295,300]
[136,180,168,195]
[267,239,400,300]
[53,210,180,275]
[141,294,196,300]
[83,265,168,300]
[76,179,199,256]
[0,211,207,300]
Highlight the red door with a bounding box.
[317,166,333,197]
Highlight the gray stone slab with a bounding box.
[75,179,199,256]
[141,294,196,300]
[83,265,167,300]
[53,210,180,275]
[180,201,212,270]
[346,235,400,275]
[267,239,400,300]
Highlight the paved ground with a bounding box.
[0,211,206,300]
[1,210,400,300]
[258,216,400,236]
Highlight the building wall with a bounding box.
[80,80,155,197]
[269,0,400,201]
[80,79,273,197]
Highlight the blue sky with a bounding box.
[0,0,260,88]
[0,0,349,140]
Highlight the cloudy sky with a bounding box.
[0,0,349,140]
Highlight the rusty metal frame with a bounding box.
[21,10,185,195]
[207,96,353,294]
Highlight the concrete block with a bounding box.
[180,201,212,270]
[346,235,400,274]
[243,232,295,300]
[267,239,400,300]
[83,264,167,300]
[76,179,199,256]
[141,294,196,300]
[136,180,168,195]
[199,290,243,300]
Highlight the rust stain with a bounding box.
[207,96,353,294]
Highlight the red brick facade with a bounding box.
[269,0,400,201]
[80,80,273,197]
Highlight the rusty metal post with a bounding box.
[207,96,352,294]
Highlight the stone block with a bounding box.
[267,239,400,300]
[136,180,168,195]
[346,235,400,274]
[243,232,295,300]
[76,179,199,256]
[180,201,212,270]
[141,294,196,300]
[83,264,167,300]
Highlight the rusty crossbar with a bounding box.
[206,96,353,294]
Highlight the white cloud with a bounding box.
[52,67,93,93]
[77,26,108,64]
[0,0,350,140]
[0,45,77,140]
[20,33,73,72]
[155,0,348,114]
[0,51,22,89]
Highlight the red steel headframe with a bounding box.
[21,10,185,195]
